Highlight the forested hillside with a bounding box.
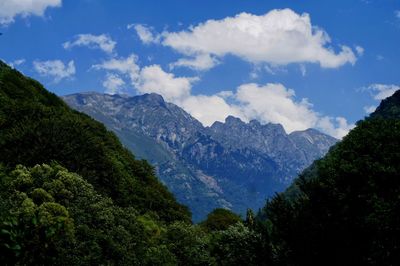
[0,61,190,223]
[262,90,400,265]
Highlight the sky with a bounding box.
[1,0,399,138]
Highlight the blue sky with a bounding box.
[1,0,399,138]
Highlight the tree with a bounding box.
[0,164,152,265]
[210,223,264,266]
[200,208,241,232]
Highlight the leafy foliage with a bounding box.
[210,223,265,266]
[0,164,148,265]
[200,208,242,232]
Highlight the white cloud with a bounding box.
[103,73,125,94]
[169,54,219,71]
[33,59,75,82]
[395,10,400,19]
[188,82,353,138]
[365,84,399,100]
[92,55,197,101]
[134,70,352,138]
[135,65,198,101]
[92,54,140,81]
[234,83,318,132]
[92,54,351,138]
[316,116,354,139]
[0,0,61,25]
[229,83,353,138]
[162,9,357,70]
[180,95,243,126]
[376,55,384,61]
[63,34,116,54]
[132,24,160,44]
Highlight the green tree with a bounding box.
[200,208,241,232]
[162,222,213,266]
[210,223,264,266]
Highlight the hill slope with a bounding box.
[263,90,400,265]
[0,60,190,223]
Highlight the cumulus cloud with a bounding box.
[180,95,243,126]
[0,0,61,25]
[33,59,75,82]
[132,24,160,44]
[63,34,116,54]
[103,73,125,95]
[161,9,358,70]
[92,54,140,81]
[231,83,353,138]
[235,83,318,132]
[92,55,197,101]
[135,65,198,101]
[92,54,351,138]
[316,116,354,139]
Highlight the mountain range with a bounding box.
[64,92,337,221]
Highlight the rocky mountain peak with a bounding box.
[249,119,261,127]
[224,115,245,125]
[133,93,166,106]
[64,92,338,221]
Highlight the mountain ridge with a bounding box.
[64,92,337,221]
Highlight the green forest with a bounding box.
[1,60,400,265]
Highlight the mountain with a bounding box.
[263,90,400,265]
[0,60,190,223]
[64,92,337,221]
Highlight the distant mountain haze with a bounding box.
[64,92,337,221]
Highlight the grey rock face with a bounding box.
[63,92,337,221]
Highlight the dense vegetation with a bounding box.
[0,61,399,265]
[0,61,189,223]
[262,90,400,265]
